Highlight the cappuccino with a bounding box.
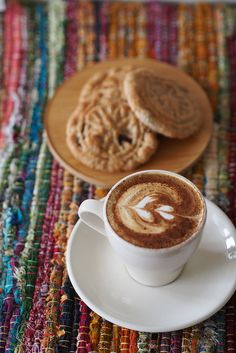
[106,172,205,249]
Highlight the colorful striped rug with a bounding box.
[0,1,235,352]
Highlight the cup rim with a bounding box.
[103,169,207,253]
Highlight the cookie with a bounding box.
[79,66,134,104]
[123,68,203,139]
[66,101,158,173]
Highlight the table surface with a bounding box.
[0,1,235,353]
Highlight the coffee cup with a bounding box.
[78,170,207,286]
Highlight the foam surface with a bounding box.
[106,173,205,248]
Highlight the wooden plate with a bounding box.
[44,58,213,188]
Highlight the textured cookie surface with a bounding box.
[66,101,158,173]
[124,68,202,139]
[79,66,134,104]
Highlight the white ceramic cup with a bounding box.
[78,170,207,286]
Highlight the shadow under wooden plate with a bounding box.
[44,58,213,188]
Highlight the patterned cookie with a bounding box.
[123,68,203,139]
[66,101,158,173]
[79,66,134,104]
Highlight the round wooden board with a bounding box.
[44,58,213,188]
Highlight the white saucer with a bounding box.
[66,199,236,332]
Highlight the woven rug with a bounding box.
[0,1,236,352]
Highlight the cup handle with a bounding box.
[78,199,106,236]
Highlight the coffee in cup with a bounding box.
[78,170,207,286]
[106,172,205,249]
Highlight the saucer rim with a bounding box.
[66,199,236,332]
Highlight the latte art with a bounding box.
[106,173,205,249]
[118,193,176,233]
[129,195,175,222]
